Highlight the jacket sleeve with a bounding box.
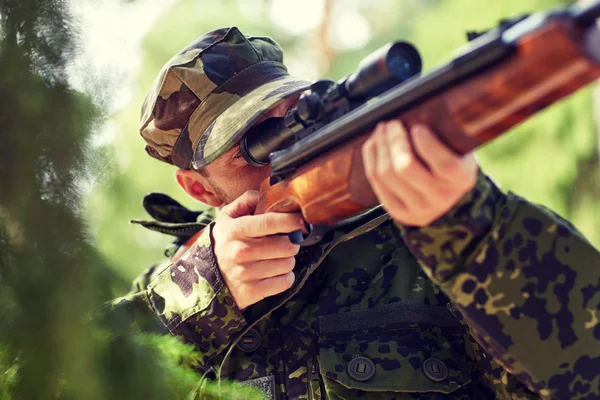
[109,223,246,371]
[395,171,600,399]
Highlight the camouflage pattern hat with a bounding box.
[140,27,312,169]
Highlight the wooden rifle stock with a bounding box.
[257,17,600,226]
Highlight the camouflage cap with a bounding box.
[140,27,312,169]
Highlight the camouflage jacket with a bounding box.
[114,172,600,400]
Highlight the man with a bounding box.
[118,27,600,399]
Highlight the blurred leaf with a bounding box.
[0,0,258,398]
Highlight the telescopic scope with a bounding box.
[240,41,423,167]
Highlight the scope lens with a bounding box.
[343,41,422,99]
[239,117,288,166]
[386,43,422,81]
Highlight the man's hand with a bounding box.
[211,191,304,310]
[362,120,479,227]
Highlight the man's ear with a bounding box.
[174,169,224,208]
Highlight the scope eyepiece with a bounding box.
[240,41,422,169]
[239,117,289,167]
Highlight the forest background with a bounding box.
[1,0,598,398]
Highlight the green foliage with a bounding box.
[90,332,262,400]
[130,334,263,400]
[0,346,17,400]
[0,0,257,398]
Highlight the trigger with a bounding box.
[288,222,312,245]
[288,223,330,246]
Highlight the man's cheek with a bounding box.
[247,165,270,186]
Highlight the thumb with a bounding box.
[219,190,259,219]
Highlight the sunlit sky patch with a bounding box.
[68,0,176,114]
[268,0,325,35]
[329,7,371,50]
[68,0,175,153]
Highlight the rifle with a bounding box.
[240,1,600,245]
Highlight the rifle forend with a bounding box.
[255,2,600,237]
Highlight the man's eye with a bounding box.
[233,151,244,160]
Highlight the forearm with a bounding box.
[396,172,600,397]
[111,225,246,371]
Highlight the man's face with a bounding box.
[198,143,272,205]
[195,96,299,205]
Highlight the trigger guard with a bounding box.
[288,223,330,246]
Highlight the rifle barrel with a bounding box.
[573,0,600,27]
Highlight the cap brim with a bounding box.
[191,76,311,169]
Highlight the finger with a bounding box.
[362,122,384,181]
[232,235,300,263]
[371,122,430,211]
[385,120,440,195]
[236,257,296,281]
[411,125,464,180]
[386,120,414,174]
[236,212,305,238]
[374,170,430,214]
[250,271,295,299]
[220,190,259,219]
[369,177,411,223]
[374,123,392,178]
